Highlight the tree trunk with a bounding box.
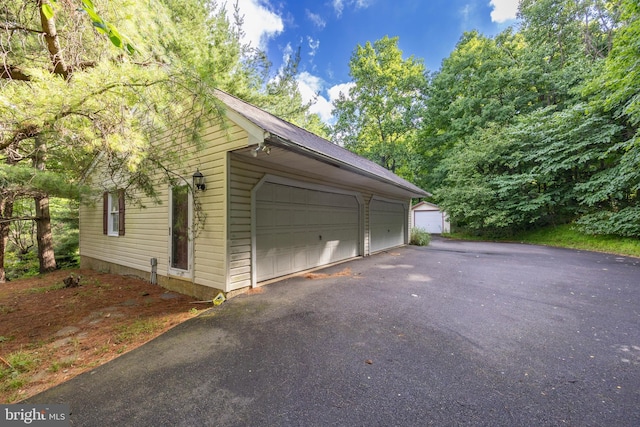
[33,135,57,273]
[34,195,56,273]
[0,197,13,283]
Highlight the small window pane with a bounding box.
[108,192,119,236]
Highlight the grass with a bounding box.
[25,283,66,294]
[0,351,40,398]
[115,318,164,344]
[447,224,640,258]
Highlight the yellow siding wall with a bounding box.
[80,115,411,297]
[80,119,248,295]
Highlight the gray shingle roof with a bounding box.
[215,89,429,197]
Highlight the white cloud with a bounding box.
[333,0,344,17]
[489,0,520,23]
[227,0,284,50]
[459,3,473,26]
[306,9,326,29]
[332,0,373,18]
[307,37,320,57]
[296,74,356,124]
[282,42,294,63]
[328,82,355,102]
[297,72,333,123]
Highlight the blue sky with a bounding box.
[228,0,520,122]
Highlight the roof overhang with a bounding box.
[215,89,430,199]
[265,134,430,198]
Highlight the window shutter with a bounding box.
[118,189,125,236]
[103,192,108,235]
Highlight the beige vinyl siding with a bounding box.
[80,119,248,293]
[182,121,248,291]
[79,188,168,275]
[227,157,264,290]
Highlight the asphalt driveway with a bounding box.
[28,238,640,426]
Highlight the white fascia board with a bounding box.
[223,108,270,147]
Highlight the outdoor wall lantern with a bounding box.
[193,169,206,192]
[251,141,271,157]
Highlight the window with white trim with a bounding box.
[108,192,119,235]
[103,190,125,236]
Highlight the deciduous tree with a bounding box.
[331,36,428,179]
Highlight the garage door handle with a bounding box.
[319,235,322,240]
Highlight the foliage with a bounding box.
[3,198,79,279]
[418,30,538,190]
[449,223,640,258]
[51,199,80,268]
[410,227,431,246]
[513,224,640,258]
[420,0,638,238]
[332,36,428,179]
[1,0,324,280]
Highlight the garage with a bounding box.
[255,181,360,282]
[411,201,450,234]
[369,199,407,253]
[414,211,444,233]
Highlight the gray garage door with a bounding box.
[414,210,444,234]
[256,182,360,282]
[370,199,406,253]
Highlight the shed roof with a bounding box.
[215,89,429,198]
[411,201,441,210]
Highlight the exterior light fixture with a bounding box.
[252,142,271,157]
[193,169,206,191]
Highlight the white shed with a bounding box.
[411,201,450,234]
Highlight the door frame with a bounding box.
[167,182,194,279]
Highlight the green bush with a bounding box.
[410,227,431,246]
[5,250,39,279]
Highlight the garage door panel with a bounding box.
[274,185,292,203]
[370,199,406,253]
[291,209,308,226]
[415,211,443,233]
[256,182,360,282]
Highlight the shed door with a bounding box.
[256,182,359,282]
[414,210,443,234]
[370,199,406,253]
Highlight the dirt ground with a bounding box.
[0,269,207,403]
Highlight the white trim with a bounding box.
[167,182,194,279]
[106,192,119,237]
[224,108,270,148]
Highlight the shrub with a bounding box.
[410,227,431,246]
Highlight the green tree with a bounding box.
[1,0,177,278]
[576,0,640,236]
[428,0,633,237]
[1,0,326,281]
[419,30,538,191]
[331,36,428,179]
